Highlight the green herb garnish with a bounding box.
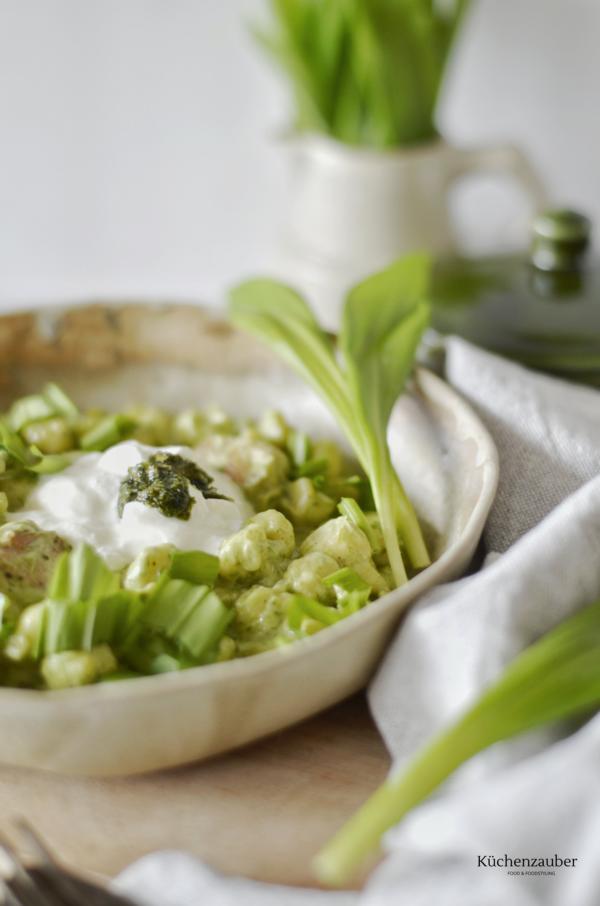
[230,254,430,586]
[10,544,228,672]
[315,598,600,886]
[169,549,220,587]
[153,453,229,499]
[0,419,77,477]
[8,382,78,432]
[118,452,230,520]
[322,566,371,600]
[80,413,135,452]
[285,569,372,638]
[338,498,377,550]
[286,594,346,631]
[0,420,41,470]
[137,578,232,662]
[19,545,141,658]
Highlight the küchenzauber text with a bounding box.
[478,855,578,868]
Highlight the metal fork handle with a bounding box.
[0,824,136,906]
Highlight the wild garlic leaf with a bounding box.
[230,256,431,586]
[229,278,353,429]
[341,253,430,425]
[315,597,600,886]
[340,254,431,572]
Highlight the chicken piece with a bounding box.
[280,478,336,526]
[0,521,70,606]
[41,645,118,690]
[219,510,295,586]
[301,516,389,595]
[233,585,292,640]
[281,552,339,602]
[199,434,289,509]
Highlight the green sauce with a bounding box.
[118,452,229,521]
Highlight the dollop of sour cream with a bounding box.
[10,441,253,569]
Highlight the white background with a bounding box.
[0,0,598,309]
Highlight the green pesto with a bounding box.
[117,452,230,520]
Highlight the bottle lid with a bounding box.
[531,209,591,271]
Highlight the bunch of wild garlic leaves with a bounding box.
[256,0,472,148]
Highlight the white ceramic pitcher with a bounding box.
[277,135,547,328]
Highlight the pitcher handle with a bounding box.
[447,144,548,219]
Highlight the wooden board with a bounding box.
[0,694,390,888]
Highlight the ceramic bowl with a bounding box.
[0,303,498,775]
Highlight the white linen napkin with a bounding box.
[444,338,600,553]
[114,340,600,906]
[114,851,357,906]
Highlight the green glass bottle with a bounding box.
[430,210,600,385]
